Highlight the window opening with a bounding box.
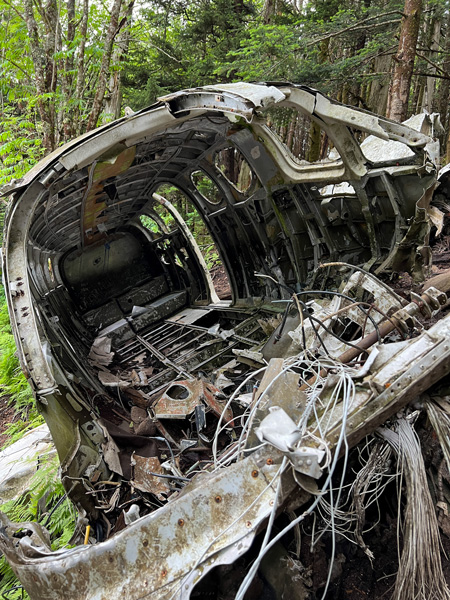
[152,184,231,300]
[264,107,341,164]
[214,147,253,193]
[191,171,223,205]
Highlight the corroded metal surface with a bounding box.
[1,81,447,599]
[0,449,299,600]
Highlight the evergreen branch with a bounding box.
[305,11,404,47]
[148,42,182,64]
[416,52,447,76]
[414,71,450,80]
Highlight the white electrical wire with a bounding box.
[235,361,355,600]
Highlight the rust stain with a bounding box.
[153,379,233,424]
[131,455,170,500]
[82,146,136,246]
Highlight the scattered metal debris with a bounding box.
[2,82,450,599]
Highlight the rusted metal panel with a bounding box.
[0,450,301,600]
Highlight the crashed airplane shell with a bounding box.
[0,82,447,599]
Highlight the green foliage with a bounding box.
[155,183,223,270]
[0,453,76,599]
[122,0,256,109]
[0,109,44,186]
[0,299,43,447]
[0,291,67,599]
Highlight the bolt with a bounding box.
[266,458,274,465]
[178,519,185,527]
[215,495,222,503]
[251,470,259,478]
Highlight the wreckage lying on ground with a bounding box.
[2,82,450,599]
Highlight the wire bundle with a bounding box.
[379,417,450,600]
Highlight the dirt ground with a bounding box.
[0,395,16,448]
[211,264,232,300]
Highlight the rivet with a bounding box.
[246,521,252,528]
[266,458,273,465]
[162,569,167,578]
[143,539,149,547]
[251,470,259,478]
[306,459,312,466]
[178,519,185,527]
[215,495,222,503]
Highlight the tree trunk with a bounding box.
[263,0,276,24]
[104,1,135,123]
[386,0,423,122]
[23,0,54,151]
[425,15,441,112]
[86,0,125,131]
[308,120,321,162]
[437,12,450,144]
[73,0,89,137]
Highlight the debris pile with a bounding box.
[3,82,450,599]
[4,260,450,599]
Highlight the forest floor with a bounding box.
[211,264,232,300]
[0,395,16,448]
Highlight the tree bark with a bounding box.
[263,0,276,24]
[425,15,441,112]
[104,0,134,123]
[437,12,450,147]
[86,0,125,131]
[386,0,423,122]
[22,0,54,151]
